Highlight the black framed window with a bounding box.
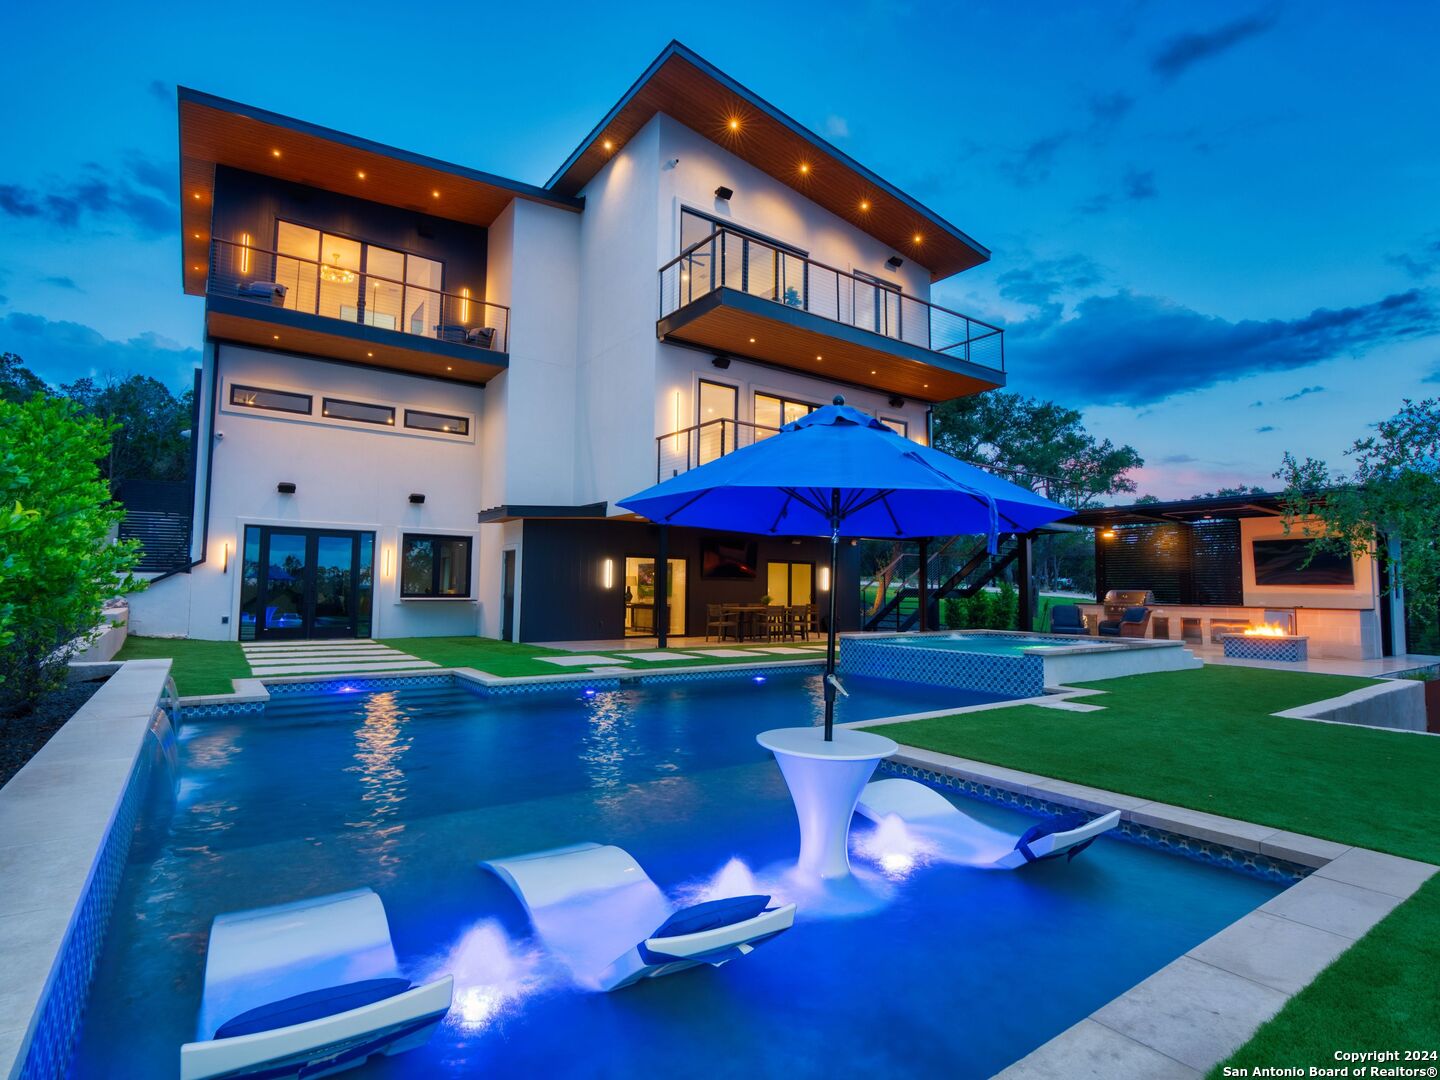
[322,397,395,426]
[880,416,909,438]
[401,534,473,598]
[404,408,469,436]
[754,392,816,440]
[230,384,312,415]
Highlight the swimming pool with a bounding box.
[73,671,1278,1078]
[843,631,1202,698]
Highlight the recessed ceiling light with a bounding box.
[913,233,923,243]
[432,190,441,198]
[272,334,279,340]
[193,265,201,271]
[727,117,741,132]
[271,148,281,158]
[816,354,823,360]
[798,162,810,174]
[871,370,877,375]
[367,351,374,357]
[446,366,453,371]
[357,170,366,179]
[859,200,870,211]
[603,139,614,151]
[749,337,756,343]
[193,192,201,200]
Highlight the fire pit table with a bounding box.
[1220,632,1309,663]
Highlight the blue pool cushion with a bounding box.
[1014,814,1099,864]
[651,895,772,939]
[214,978,412,1040]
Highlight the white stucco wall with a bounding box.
[131,345,486,640]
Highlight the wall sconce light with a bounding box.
[277,481,296,494]
[714,185,734,201]
[383,547,394,578]
[409,493,426,504]
[672,390,682,451]
[239,232,252,275]
[1101,528,1117,539]
[602,558,615,589]
[818,566,831,591]
[222,542,230,573]
[886,256,904,270]
[711,356,731,369]
[459,287,470,323]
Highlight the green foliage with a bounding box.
[0,353,49,404]
[0,395,142,712]
[62,374,194,482]
[940,585,1019,630]
[1276,397,1440,621]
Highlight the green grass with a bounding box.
[1211,876,1440,1076]
[114,636,251,696]
[878,665,1440,1070]
[382,636,822,677]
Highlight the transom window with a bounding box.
[322,398,395,426]
[404,408,469,436]
[274,221,444,338]
[401,534,473,598]
[230,384,312,415]
[754,393,815,440]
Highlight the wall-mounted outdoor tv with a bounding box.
[1252,538,1354,586]
[701,537,759,580]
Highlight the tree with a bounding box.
[0,395,142,713]
[1275,398,1440,651]
[929,391,1145,594]
[61,374,194,483]
[0,353,49,404]
[1193,484,1268,499]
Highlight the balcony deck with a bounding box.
[204,238,508,386]
[658,228,1004,403]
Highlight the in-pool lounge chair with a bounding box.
[1048,604,1089,635]
[483,843,796,992]
[180,888,452,1080]
[855,779,1121,869]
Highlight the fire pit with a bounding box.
[1221,624,1309,662]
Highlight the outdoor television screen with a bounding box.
[701,538,759,580]
[1252,539,1354,586]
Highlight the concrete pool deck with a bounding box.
[849,741,1437,1079]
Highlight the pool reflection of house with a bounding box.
[1064,493,1411,660]
[127,42,1006,645]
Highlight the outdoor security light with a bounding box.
[886,256,904,270]
[714,185,734,201]
[888,396,905,408]
[409,493,426,504]
[277,482,296,494]
[712,356,731,369]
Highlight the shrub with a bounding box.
[0,395,142,714]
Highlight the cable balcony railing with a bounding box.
[657,417,780,480]
[658,227,1003,372]
[208,237,509,354]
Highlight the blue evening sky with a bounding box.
[2,1,1435,498]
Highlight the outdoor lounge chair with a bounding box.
[237,281,287,306]
[482,842,796,992]
[1048,604,1089,635]
[1098,605,1151,638]
[180,888,452,1080]
[855,779,1120,869]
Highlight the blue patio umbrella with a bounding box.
[619,397,1073,739]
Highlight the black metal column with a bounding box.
[656,525,669,649]
[917,539,930,631]
[1016,532,1034,632]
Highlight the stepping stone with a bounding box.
[585,667,632,675]
[623,651,701,661]
[243,649,403,659]
[752,647,815,654]
[691,649,755,658]
[537,654,633,667]
[250,660,439,675]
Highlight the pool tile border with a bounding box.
[869,743,1438,1079]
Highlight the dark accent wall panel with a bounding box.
[212,166,487,297]
[517,520,861,643]
[1096,520,1242,605]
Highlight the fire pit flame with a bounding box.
[1244,623,1288,637]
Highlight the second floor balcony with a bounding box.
[658,227,1004,403]
[204,237,510,385]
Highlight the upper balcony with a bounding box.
[657,227,1004,403]
[204,238,510,385]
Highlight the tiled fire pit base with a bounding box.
[1221,633,1309,662]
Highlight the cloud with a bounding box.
[41,275,82,291]
[1007,288,1440,406]
[1152,12,1278,79]
[0,153,176,237]
[1000,133,1070,187]
[1387,233,1440,279]
[1087,92,1135,130]
[1255,425,1277,433]
[824,115,850,139]
[1281,384,1325,401]
[147,79,170,104]
[0,311,199,388]
[1423,365,1440,384]
[1159,453,1198,465]
[1123,168,1158,200]
[995,254,1105,328]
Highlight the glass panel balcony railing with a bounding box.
[658,227,1002,374]
[208,238,509,353]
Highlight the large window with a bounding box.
[274,221,444,339]
[401,534,473,598]
[754,393,815,440]
[767,561,814,607]
[880,416,909,439]
[680,209,807,305]
[697,379,738,465]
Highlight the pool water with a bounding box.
[73,672,1281,1079]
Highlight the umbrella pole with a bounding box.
[824,491,841,741]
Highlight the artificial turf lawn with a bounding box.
[113,636,252,697]
[1211,875,1440,1077]
[879,665,1440,1072]
[382,636,823,676]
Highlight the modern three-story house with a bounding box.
[129,41,1006,645]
